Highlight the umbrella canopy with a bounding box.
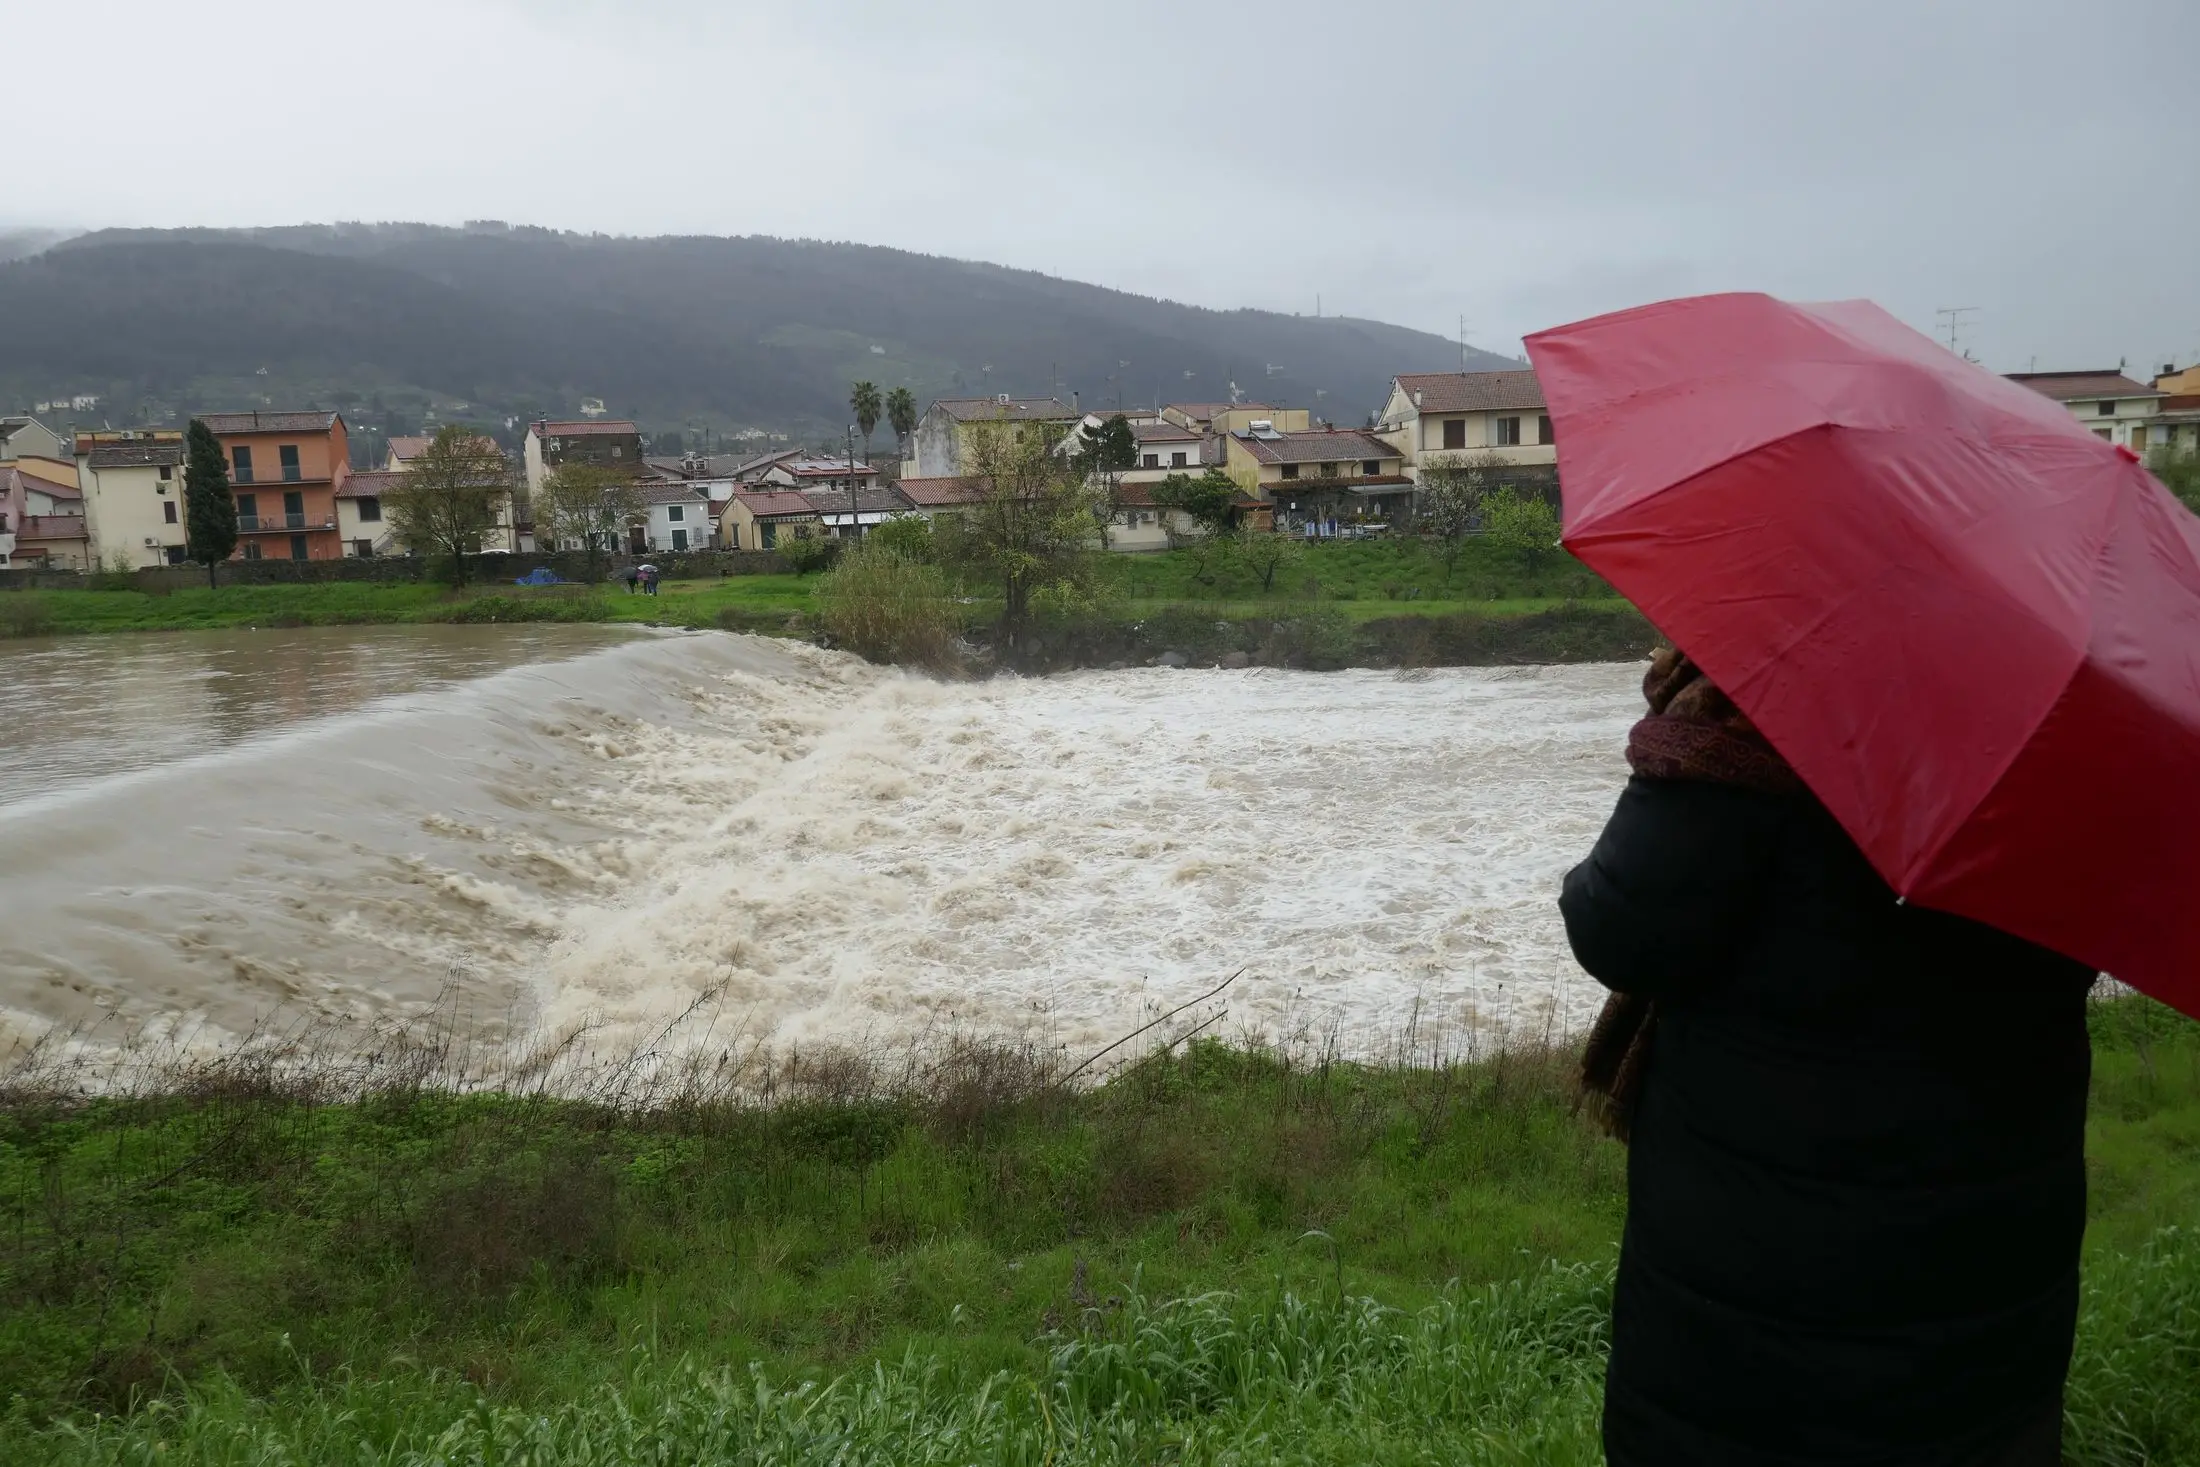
[1527,293,2200,1017]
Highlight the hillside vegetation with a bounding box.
[0,225,1513,439]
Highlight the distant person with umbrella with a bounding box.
[1531,294,2200,1466]
[637,563,659,596]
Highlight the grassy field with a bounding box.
[1,540,1610,640]
[0,997,2194,1464]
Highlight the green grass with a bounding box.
[1,997,2197,1463]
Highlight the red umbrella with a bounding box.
[1526,293,2200,1018]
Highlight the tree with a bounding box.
[381,425,510,586]
[886,387,919,464]
[534,464,642,583]
[1415,451,1509,578]
[183,418,237,587]
[1152,469,1242,585]
[777,528,835,576]
[2151,444,2200,515]
[1482,486,1562,568]
[1071,414,1139,544]
[850,381,883,466]
[1232,526,1305,594]
[944,415,1110,651]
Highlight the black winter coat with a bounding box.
[1560,776,2095,1466]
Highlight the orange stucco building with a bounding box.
[200,411,351,561]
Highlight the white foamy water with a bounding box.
[0,631,1641,1059]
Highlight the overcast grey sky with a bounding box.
[12,0,2197,372]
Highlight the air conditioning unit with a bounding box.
[997,394,1011,406]
[143,537,157,547]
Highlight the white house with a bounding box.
[0,416,69,465]
[74,431,191,568]
[1372,370,1555,479]
[334,470,400,557]
[2005,370,2165,454]
[636,483,710,552]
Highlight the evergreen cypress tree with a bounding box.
[183,419,237,587]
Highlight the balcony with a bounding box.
[237,513,334,532]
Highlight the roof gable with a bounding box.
[1390,371,1545,414]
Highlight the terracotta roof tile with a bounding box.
[86,443,186,469]
[1391,371,1546,414]
[728,489,818,517]
[2005,371,2164,402]
[1234,428,1398,466]
[199,411,343,434]
[894,475,989,507]
[335,470,402,500]
[531,419,639,437]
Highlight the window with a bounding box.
[672,528,689,551]
[1494,416,1523,446]
[164,546,188,565]
[356,496,382,523]
[241,540,263,560]
[289,533,310,561]
[1442,418,1466,450]
[279,445,301,481]
[282,490,304,526]
[667,504,684,522]
[1537,415,1554,446]
[1362,460,1382,475]
[610,445,623,459]
[235,492,258,528]
[1281,463,1300,479]
[163,501,178,524]
[1171,451,1187,468]
[2098,402,2117,417]
[762,522,778,549]
[353,539,375,557]
[158,465,173,482]
[2092,428,2114,440]
[1142,453,1160,469]
[231,445,254,483]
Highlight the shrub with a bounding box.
[777,533,836,576]
[0,593,55,637]
[866,514,936,562]
[815,541,964,669]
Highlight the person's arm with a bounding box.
[1559,776,1782,1001]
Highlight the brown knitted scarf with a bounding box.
[1578,648,1806,1142]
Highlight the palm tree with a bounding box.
[886,387,919,466]
[849,381,883,467]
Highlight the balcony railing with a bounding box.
[237,513,333,532]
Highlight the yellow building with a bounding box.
[1372,371,1555,480]
[905,397,1080,478]
[1222,426,1409,530]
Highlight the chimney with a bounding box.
[1413,390,1423,409]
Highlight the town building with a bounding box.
[1222,425,1410,530]
[906,396,1079,478]
[1372,371,1556,483]
[891,476,989,523]
[199,411,351,561]
[334,470,400,557]
[720,488,822,551]
[74,430,190,567]
[1,464,91,569]
[0,416,69,465]
[635,483,710,553]
[1160,402,1310,439]
[804,485,906,539]
[378,431,526,552]
[2005,370,2164,454]
[522,418,643,496]
[750,457,882,495]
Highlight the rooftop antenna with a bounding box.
[1459,316,1473,372]
[1935,307,1980,364]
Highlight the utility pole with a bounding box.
[846,424,861,542]
[1935,307,1981,363]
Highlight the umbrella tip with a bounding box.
[2114,444,2141,464]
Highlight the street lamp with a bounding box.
[845,424,861,542]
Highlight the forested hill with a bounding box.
[0,224,1515,439]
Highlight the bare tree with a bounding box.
[1415,451,1510,580]
[534,464,643,584]
[944,415,1110,652]
[381,426,512,586]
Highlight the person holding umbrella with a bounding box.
[1532,294,2200,1466]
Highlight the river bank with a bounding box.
[0,578,1658,669]
[0,996,2194,1464]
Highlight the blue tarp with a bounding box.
[515,568,563,586]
